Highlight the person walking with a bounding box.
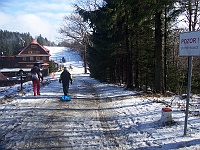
[30,63,43,96]
[59,67,72,96]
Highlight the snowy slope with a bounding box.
[0,47,199,149]
[46,46,82,66]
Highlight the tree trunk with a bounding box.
[163,3,167,93]
[154,11,163,93]
[84,45,87,74]
[134,38,139,89]
[125,26,133,88]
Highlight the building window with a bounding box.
[31,45,37,48]
[36,56,40,61]
[28,50,40,54]
[42,57,46,61]
[22,57,26,61]
[30,56,34,61]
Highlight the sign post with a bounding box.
[16,69,27,91]
[179,30,200,136]
[179,31,200,56]
[183,56,192,136]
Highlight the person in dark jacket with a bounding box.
[30,63,43,96]
[59,67,72,95]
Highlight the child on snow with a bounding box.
[59,67,72,95]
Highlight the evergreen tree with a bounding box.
[49,60,57,73]
[0,30,55,57]
[75,0,200,93]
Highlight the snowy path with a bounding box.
[0,73,200,149]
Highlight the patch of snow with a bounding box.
[0,46,199,149]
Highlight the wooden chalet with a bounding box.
[16,39,50,68]
[0,39,51,76]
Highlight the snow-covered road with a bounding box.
[0,72,199,149]
[0,46,199,149]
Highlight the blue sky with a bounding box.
[0,0,77,42]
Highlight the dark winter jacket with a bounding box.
[59,70,72,85]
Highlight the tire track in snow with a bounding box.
[72,75,120,148]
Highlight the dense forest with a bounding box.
[0,30,56,56]
[1,0,200,94]
[71,0,200,94]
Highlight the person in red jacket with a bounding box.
[31,63,43,96]
[59,67,72,95]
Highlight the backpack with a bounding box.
[31,72,39,80]
[31,66,41,81]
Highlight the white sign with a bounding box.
[179,30,200,56]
